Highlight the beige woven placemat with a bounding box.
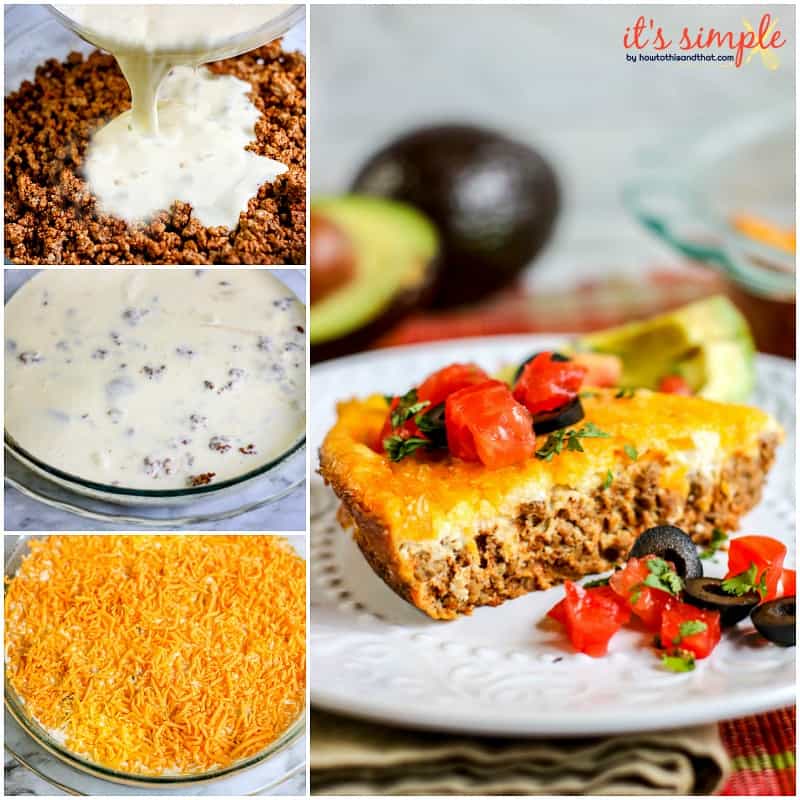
[311,710,730,796]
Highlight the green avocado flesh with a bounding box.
[311,196,439,345]
[575,296,755,402]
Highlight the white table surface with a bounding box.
[4,269,307,532]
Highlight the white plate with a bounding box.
[310,335,796,736]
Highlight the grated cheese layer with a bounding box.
[4,535,306,776]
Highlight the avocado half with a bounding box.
[311,195,439,362]
[574,295,756,403]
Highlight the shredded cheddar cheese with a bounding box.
[4,535,306,776]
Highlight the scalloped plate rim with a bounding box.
[311,335,795,737]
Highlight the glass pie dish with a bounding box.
[4,534,307,789]
[4,269,306,522]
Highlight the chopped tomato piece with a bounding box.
[657,375,692,395]
[725,535,787,601]
[778,568,796,598]
[417,363,490,407]
[549,581,631,657]
[609,556,673,631]
[513,352,587,416]
[660,598,721,659]
[572,353,622,387]
[445,380,535,468]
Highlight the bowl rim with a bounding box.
[4,534,307,786]
[4,269,306,499]
[46,3,306,61]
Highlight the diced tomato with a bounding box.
[513,352,587,416]
[657,375,693,395]
[445,380,535,468]
[609,556,673,631]
[725,535,787,601]
[375,396,423,452]
[778,568,796,598]
[572,353,623,388]
[660,598,721,659]
[417,363,490,407]
[549,581,631,657]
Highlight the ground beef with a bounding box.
[4,41,305,265]
[326,435,780,620]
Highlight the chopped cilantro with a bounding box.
[643,557,683,595]
[384,436,430,462]
[662,650,696,672]
[623,443,638,461]
[535,423,611,462]
[721,561,767,599]
[603,469,613,489]
[699,528,728,560]
[383,394,394,406]
[615,387,636,399]
[674,620,707,645]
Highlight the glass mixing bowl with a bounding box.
[48,3,305,63]
[4,534,307,788]
[624,107,795,357]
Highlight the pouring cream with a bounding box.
[54,4,295,228]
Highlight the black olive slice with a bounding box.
[628,525,703,580]
[532,396,584,434]
[751,598,796,646]
[513,351,570,384]
[683,577,760,627]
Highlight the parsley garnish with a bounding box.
[384,435,430,462]
[415,402,447,448]
[699,528,728,560]
[615,387,636,399]
[389,388,430,429]
[721,562,767,599]
[603,469,613,489]
[662,650,696,672]
[536,422,611,461]
[674,620,707,645]
[623,443,638,461]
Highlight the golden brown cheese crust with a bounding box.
[319,390,783,619]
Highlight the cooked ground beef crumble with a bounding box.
[4,41,305,265]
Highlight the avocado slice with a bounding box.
[311,196,439,362]
[574,296,755,402]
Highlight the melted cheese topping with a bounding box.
[321,389,781,542]
[4,536,305,776]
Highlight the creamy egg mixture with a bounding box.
[5,270,305,490]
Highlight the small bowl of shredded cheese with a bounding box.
[4,535,306,786]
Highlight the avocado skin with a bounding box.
[352,125,559,308]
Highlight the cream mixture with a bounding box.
[54,4,295,227]
[5,270,305,490]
